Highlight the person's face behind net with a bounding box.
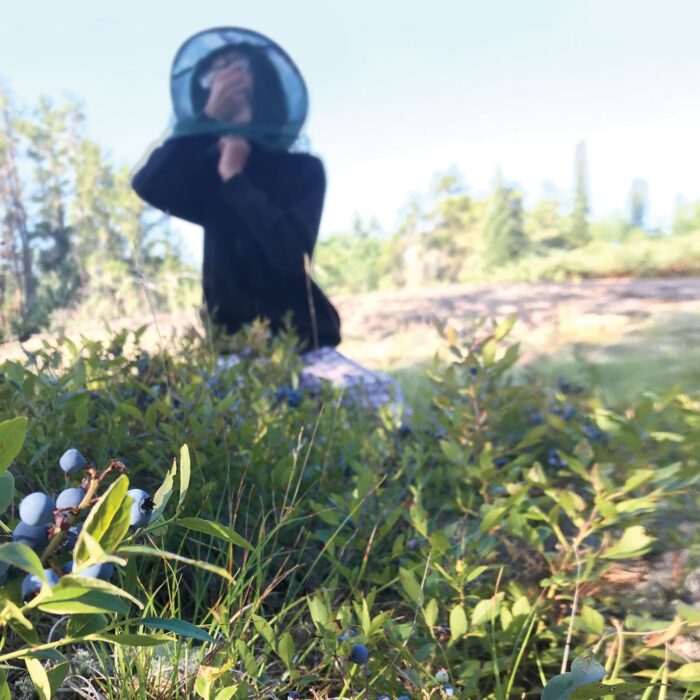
[191,45,288,141]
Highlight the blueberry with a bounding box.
[494,456,509,467]
[349,643,369,664]
[19,492,56,526]
[397,696,412,700]
[21,568,59,600]
[64,560,114,581]
[547,449,564,468]
[60,448,87,474]
[13,522,49,550]
[0,560,9,585]
[435,669,449,683]
[530,411,543,425]
[287,693,300,700]
[558,379,573,394]
[551,404,564,416]
[443,684,455,696]
[338,629,358,641]
[56,487,85,513]
[563,406,576,421]
[64,525,81,550]
[469,367,478,376]
[127,489,153,528]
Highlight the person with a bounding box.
[132,29,407,418]
[132,43,341,351]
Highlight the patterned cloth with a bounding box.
[216,346,409,419]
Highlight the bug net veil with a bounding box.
[168,27,308,151]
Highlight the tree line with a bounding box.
[314,142,700,295]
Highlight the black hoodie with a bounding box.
[131,134,342,350]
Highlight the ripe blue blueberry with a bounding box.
[287,692,300,700]
[127,489,153,528]
[64,525,81,550]
[60,448,87,474]
[530,411,543,425]
[19,492,56,526]
[350,643,369,664]
[443,684,455,696]
[494,456,509,467]
[397,696,411,700]
[338,629,358,641]
[56,487,85,513]
[563,406,576,421]
[13,522,49,550]
[64,560,114,581]
[21,568,59,600]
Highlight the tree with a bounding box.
[628,178,649,230]
[569,140,591,247]
[481,171,528,269]
[0,85,198,340]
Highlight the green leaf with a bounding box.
[578,605,605,635]
[151,457,177,522]
[423,598,438,628]
[37,587,131,616]
[308,596,330,628]
[46,661,70,697]
[24,657,51,700]
[92,633,172,646]
[55,575,141,608]
[449,604,468,641]
[602,526,654,560]
[176,517,252,550]
[252,614,275,646]
[276,631,295,669]
[0,472,14,515]
[117,544,234,582]
[0,669,11,700]
[0,542,46,580]
[494,314,517,341]
[137,616,215,642]
[439,440,462,463]
[178,444,191,511]
[398,567,422,603]
[569,682,657,698]
[66,613,109,637]
[471,597,501,627]
[0,417,27,476]
[671,661,700,681]
[480,506,507,533]
[75,474,130,564]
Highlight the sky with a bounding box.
[2,1,699,265]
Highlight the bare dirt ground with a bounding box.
[2,277,700,371]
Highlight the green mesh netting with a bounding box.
[169,26,308,150]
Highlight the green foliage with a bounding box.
[1,320,700,697]
[0,87,199,341]
[481,173,528,268]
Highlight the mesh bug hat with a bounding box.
[169,27,309,150]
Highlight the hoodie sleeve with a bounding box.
[131,134,218,224]
[217,155,325,275]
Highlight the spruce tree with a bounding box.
[570,140,591,247]
[482,172,527,268]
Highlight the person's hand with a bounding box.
[203,63,253,124]
[218,137,251,181]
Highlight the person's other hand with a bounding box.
[218,137,251,181]
[204,64,253,124]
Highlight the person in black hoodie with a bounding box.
[131,42,341,352]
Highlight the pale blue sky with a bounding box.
[2,1,699,264]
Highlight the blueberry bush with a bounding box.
[1,318,700,698]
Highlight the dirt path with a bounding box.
[2,277,699,367]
